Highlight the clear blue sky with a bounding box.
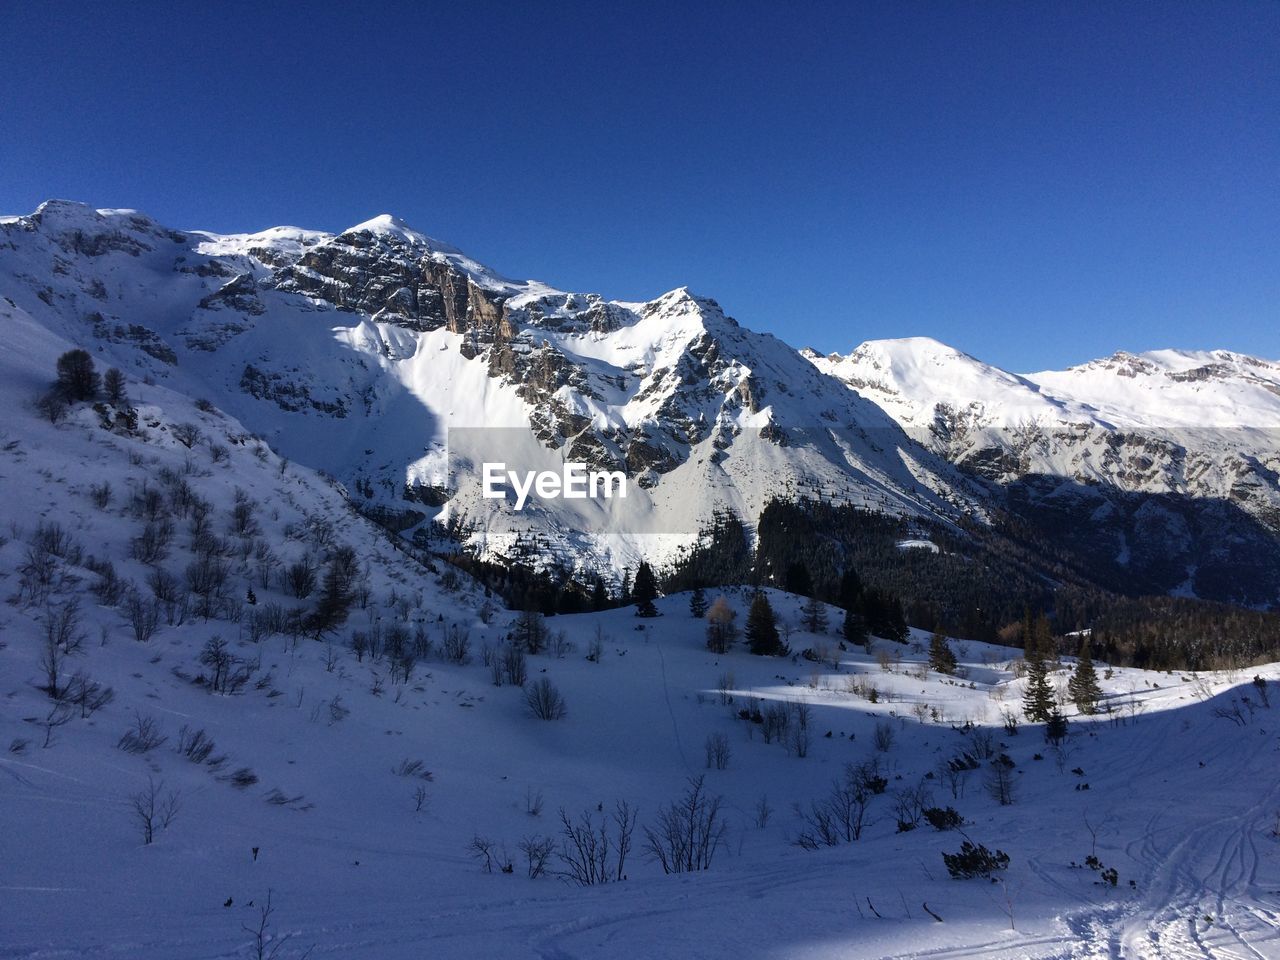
[2,1,1276,370]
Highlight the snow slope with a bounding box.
[0,315,1277,955]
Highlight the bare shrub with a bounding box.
[125,591,161,643]
[519,835,555,879]
[225,767,259,789]
[441,624,470,664]
[67,671,114,718]
[525,677,567,720]
[704,732,731,770]
[556,802,637,885]
[787,701,812,758]
[392,758,434,781]
[118,711,167,753]
[872,720,896,752]
[644,776,726,874]
[793,762,878,848]
[172,422,202,448]
[130,777,180,844]
[501,644,528,686]
[469,835,512,874]
[131,519,174,563]
[284,559,316,599]
[176,725,215,763]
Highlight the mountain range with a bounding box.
[4,199,1278,607]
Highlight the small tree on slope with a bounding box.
[802,595,828,634]
[1068,639,1103,715]
[55,349,100,402]
[633,561,658,618]
[746,592,784,656]
[1023,656,1055,723]
[929,631,958,675]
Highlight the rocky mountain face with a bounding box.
[2,199,1278,603]
[0,201,970,577]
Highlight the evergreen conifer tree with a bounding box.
[928,630,958,674]
[842,600,869,648]
[103,367,128,407]
[1067,638,1102,714]
[689,585,708,618]
[633,561,658,617]
[1045,708,1069,745]
[801,594,827,633]
[1022,653,1055,723]
[746,591,783,656]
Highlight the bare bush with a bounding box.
[787,701,812,758]
[704,732,731,770]
[118,711,167,754]
[225,767,259,789]
[556,802,637,885]
[501,644,528,686]
[284,559,317,599]
[172,422,202,448]
[872,720,896,752]
[130,777,180,844]
[66,671,114,718]
[392,758,434,780]
[519,835,555,879]
[644,776,726,874]
[525,678,567,720]
[793,762,879,848]
[125,591,161,643]
[131,519,174,563]
[176,725,216,763]
[441,624,470,664]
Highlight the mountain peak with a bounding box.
[341,213,460,254]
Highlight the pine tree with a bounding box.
[689,586,708,618]
[928,631,957,675]
[801,594,827,634]
[633,561,658,618]
[1045,708,1069,745]
[55,349,100,402]
[1022,655,1054,723]
[1067,638,1102,714]
[591,575,608,612]
[746,592,783,656]
[103,367,128,407]
[308,558,353,637]
[842,600,869,649]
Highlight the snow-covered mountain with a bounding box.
[807,337,1280,514]
[4,199,1280,601]
[0,200,975,576]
